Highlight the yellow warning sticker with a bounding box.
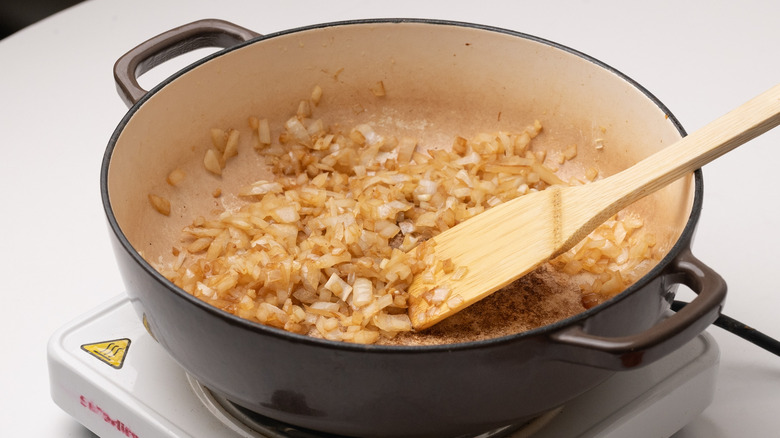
[81,338,131,369]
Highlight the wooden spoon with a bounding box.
[407,83,780,330]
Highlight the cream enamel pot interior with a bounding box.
[103,19,726,437]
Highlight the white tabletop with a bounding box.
[1,0,778,436]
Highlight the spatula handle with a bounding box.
[559,83,780,251]
[605,83,780,216]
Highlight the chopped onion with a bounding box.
[373,313,412,332]
[203,149,222,175]
[284,117,311,146]
[430,286,450,305]
[324,273,353,302]
[155,85,660,345]
[351,278,373,307]
[166,168,186,186]
[239,181,283,196]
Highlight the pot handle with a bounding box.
[549,247,726,369]
[113,19,260,107]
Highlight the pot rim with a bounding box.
[101,17,700,353]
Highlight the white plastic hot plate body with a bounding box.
[48,295,719,438]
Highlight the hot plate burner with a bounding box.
[188,374,562,438]
[48,295,719,438]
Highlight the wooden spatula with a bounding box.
[407,83,780,330]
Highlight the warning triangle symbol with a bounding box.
[81,338,131,369]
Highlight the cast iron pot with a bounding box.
[103,19,726,438]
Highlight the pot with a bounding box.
[103,19,726,437]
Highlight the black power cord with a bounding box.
[672,300,780,357]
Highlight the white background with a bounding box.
[1,0,778,436]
